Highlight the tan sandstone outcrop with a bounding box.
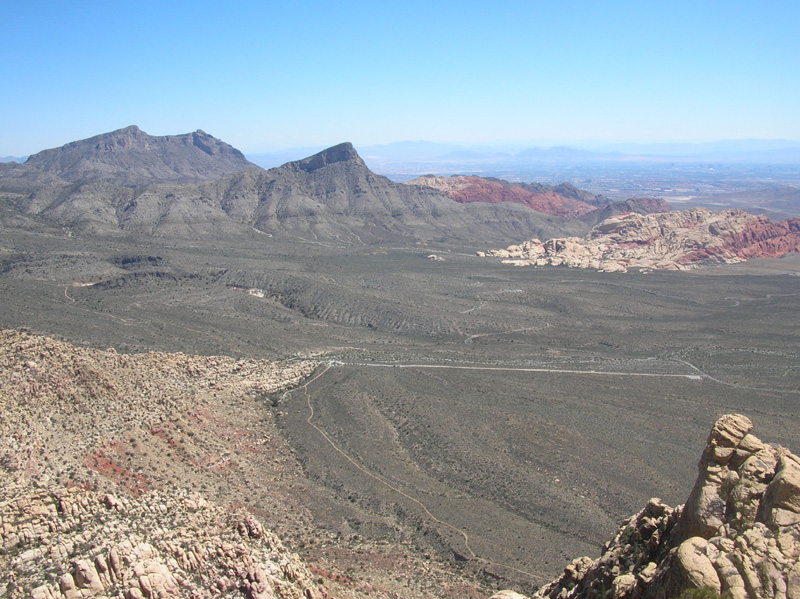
[482,209,800,271]
[0,329,325,599]
[530,414,800,599]
[490,592,532,599]
[0,485,323,599]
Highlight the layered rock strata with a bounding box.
[482,209,800,271]
[405,175,601,218]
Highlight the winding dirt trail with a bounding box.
[290,364,548,583]
[285,350,795,585]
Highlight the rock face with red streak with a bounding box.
[405,175,603,218]
[727,216,800,260]
[483,208,800,272]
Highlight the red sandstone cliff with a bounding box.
[405,175,599,218]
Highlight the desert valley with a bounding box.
[1,127,799,599]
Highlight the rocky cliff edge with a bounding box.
[1,485,322,599]
[531,414,800,599]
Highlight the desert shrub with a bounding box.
[588,581,612,599]
[618,526,647,569]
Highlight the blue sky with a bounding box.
[2,0,799,155]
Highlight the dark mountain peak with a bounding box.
[117,125,142,134]
[190,129,235,157]
[80,125,147,148]
[21,126,260,185]
[290,142,365,173]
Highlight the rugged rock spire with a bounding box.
[289,142,365,172]
[530,414,800,599]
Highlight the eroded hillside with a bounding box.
[0,329,494,599]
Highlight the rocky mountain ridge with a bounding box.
[7,126,791,256]
[0,328,316,497]
[0,327,328,599]
[481,208,800,271]
[0,329,493,599]
[0,130,588,244]
[2,126,260,186]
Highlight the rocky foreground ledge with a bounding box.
[9,413,798,599]
[524,414,800,599]
[2,328,798,599]
[1,486,320,599]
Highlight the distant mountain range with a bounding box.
[588,138,800,157]
[15,125,259,185]
[0,127,604,244]
[251,139,800,172]
[3,126,798,268]
[9,138,800,171]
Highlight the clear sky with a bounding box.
[2,0,799,156]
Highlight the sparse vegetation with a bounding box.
[0,134,798,597]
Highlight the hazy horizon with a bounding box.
[5,132,800,162]
[250,137,800,154]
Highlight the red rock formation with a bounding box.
[483,208,800,271]
[406,175,597,218]
[727,216,800,259]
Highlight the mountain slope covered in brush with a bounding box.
[2,125,260,185]
[0,128,588,244]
